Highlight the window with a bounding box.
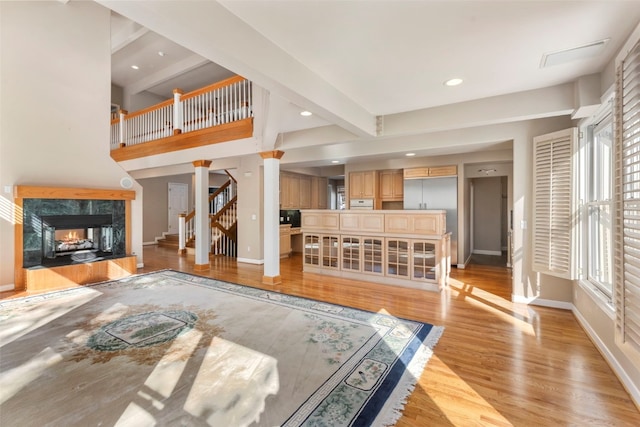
[582,110,614,298]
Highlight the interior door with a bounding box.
[168,182,189,234]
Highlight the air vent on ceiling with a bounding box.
[540,39,610,68]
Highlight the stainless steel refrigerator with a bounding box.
[404,177,458,264]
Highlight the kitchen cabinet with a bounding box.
[304,233,339,269]
[280,173,300,209]
[301,210,449,291]
[299,175,311,209]
[379,170,404,200]
[349,170,377,198]
[311,176,328,209]
[385,213,444,235]
[362,237,384,274]
[281,173,327,209]
[280,224,292,257]
[404,165,457,179]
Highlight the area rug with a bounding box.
[0,270,443,426]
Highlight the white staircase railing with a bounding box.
[111,75,251,149]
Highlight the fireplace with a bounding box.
[14,186,137,292]
[22,198,127,268]
[41,214,114,265]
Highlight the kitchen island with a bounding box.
[301,209,451,291]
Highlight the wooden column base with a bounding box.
[262,275,282,285]
[194,263,210,272]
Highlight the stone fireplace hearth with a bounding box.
[14,186,137,291]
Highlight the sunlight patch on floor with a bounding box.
[421,355,514,426]
[447,279,536,336]
[0,347,63,405]
[144,328,203,398]
[0,289,101,346]
[184,336,279,425]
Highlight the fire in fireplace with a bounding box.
[41,214,114,263]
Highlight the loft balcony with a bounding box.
[110,76,253,162]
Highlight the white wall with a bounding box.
[0,1,143,287]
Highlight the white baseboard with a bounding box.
[143,241,158,246]
[573,306,640,408]
[511,294,573,310]
[457,254,473,269]
[0,284,15,292]
[236,257,264,265]
[473,249,502,256]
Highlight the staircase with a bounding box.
[175,172,238,257]
[157,233,194,250]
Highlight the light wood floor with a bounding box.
[5,246,640,426]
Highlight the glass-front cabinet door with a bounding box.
[386,238,409,278]
[303,234,320,266]
[322,235,340,269]
[362,237,384,275]
[412,240,437,281]
[341,236,361,271]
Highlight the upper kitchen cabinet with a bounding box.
[404,165,457,179]
[311,176,328,209]
[379,170,404,201]
[281,172,328,209]
[299,175,312,209]
[349,170,377,198]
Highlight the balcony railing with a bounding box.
[110,75,252,158]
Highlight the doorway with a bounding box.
[168,182,189,234]
[470,176,509,266]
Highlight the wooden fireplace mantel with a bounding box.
[14,185,137,291]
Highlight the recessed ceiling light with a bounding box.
[158,51,166,57]
[300,111,312,117]
[331,160,340,164]
[406,153,416,157]
[444,78,463,87]
[131,65,139,70]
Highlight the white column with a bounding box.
[193,160,212,271]
[119,109,127,147]
[173,89,184,134]
[260,150,284,284]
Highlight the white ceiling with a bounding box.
[106,0,640,171]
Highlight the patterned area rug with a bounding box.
[0,270,442,426]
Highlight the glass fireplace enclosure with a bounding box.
[22,198,126,268]
[41,214,113,260]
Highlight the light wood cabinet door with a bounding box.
[349,171,377,198]
[404,165,457,179]
[289,175,300,208]
[280,173,292,208]
[428,165,457,177]
[379,170,404,200]
[309,176,327,209]
[404,167,430,179]
[299,175,311,209]
[280,225,291,257]
[349,172,364,198]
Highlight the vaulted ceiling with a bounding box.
[103,0,640,172]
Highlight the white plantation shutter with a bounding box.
[617,40,640,356]
[532,128,578,279]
